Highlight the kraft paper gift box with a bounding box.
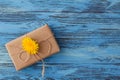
[5,24,60,70]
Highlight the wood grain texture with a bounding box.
[0,0,120,80]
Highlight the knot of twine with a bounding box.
[16,37,51,78]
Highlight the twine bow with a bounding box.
[17,36,51,78]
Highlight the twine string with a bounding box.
[16,35,51,78]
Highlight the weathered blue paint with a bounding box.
[0,0,120,80]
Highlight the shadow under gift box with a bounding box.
[5,24,60,71]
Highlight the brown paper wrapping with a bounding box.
[5,24,60,70]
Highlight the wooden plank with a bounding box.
[0,63,120,80]
[0,13,120,23]
[0,0,119,13]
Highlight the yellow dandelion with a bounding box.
[22,36,39,55]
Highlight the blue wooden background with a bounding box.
[0,0,120,80]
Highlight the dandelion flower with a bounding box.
[22,37,39,55]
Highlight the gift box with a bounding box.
[5,24,60,70]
